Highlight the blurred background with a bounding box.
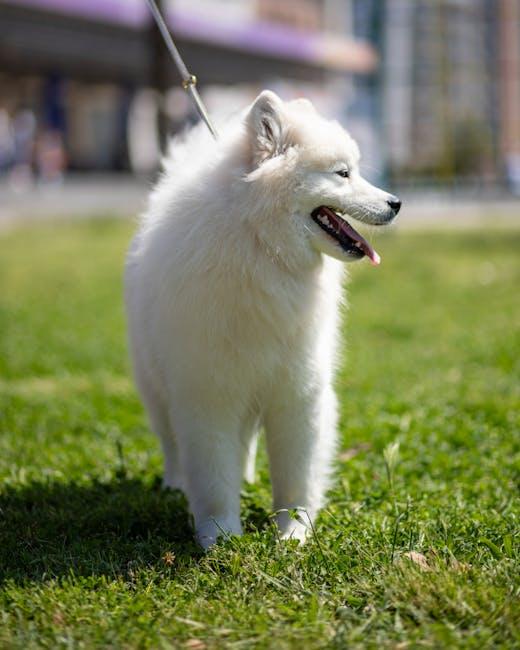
[0,0,519,222]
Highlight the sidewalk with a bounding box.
[0,174,151,230]
[1,173,519,231]
[395,189,519,229]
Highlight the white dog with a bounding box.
[125,91,400,548]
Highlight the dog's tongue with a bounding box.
[321,207,380,266]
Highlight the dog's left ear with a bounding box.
[246,90,286,165]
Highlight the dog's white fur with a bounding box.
[125,91,397,548]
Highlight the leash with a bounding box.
[145,0,218,140]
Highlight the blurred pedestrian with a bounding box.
[35,129,67,187]
[9,109,36,192]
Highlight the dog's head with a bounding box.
[244,90,401,267]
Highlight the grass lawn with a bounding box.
[0,218,518,648]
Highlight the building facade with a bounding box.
[381,0,520,190]
[0,0,375,175]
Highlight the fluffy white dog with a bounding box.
[125,91,401,548]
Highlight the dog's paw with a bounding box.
[195,517,242,550]
[279,521,309,543]
[274,509,311,543]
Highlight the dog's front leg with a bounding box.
[264,382,338,542]
[173,412,243,549]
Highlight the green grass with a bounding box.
[0,218,519,648]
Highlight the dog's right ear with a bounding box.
[246,90,286,165]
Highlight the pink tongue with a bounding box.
[322,207,380,266]
[339,219,381,266]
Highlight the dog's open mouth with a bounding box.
[311,206,381,266]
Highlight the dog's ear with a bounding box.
[292,97,316,113]
[246,90,286,165]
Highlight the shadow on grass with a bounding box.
[0,476,203,583]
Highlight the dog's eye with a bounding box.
[335,169,350,179]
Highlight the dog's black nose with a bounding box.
[387,195,401,215]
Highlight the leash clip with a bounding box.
[182,75,197,90]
